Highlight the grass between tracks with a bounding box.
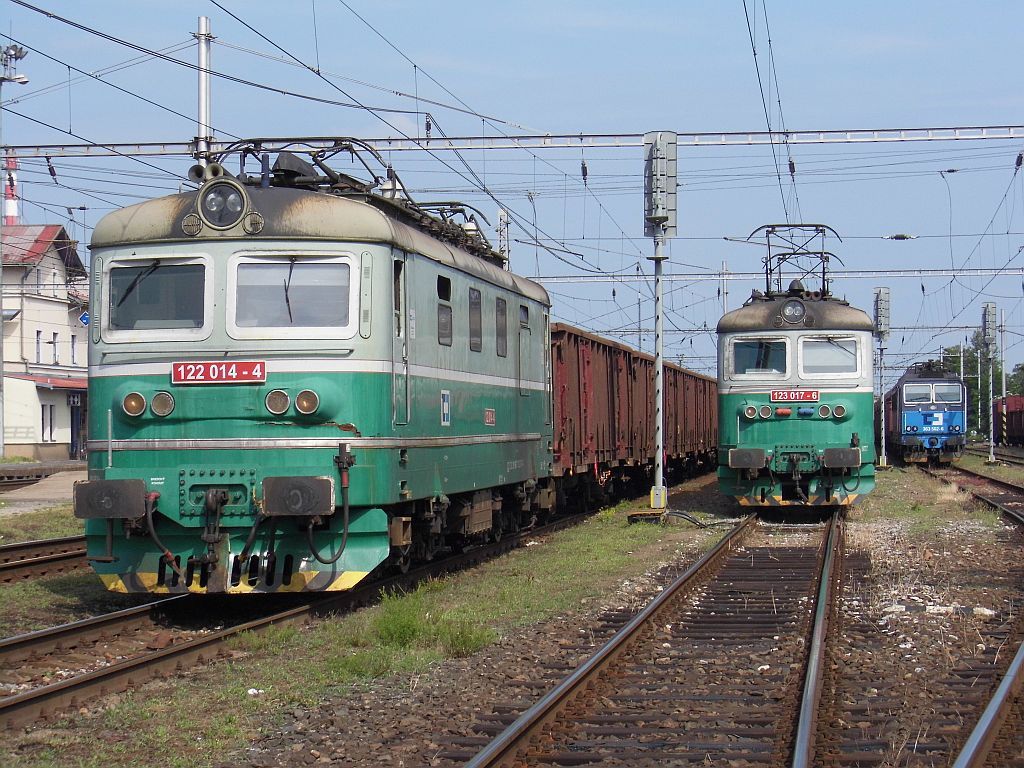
[2,480,724,768]
[0,505,153,637]
[0,503,81,544]
[5,467,1008,768]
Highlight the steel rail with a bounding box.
[951,639,1024,768]
[792,511,842,768]
[463,514,757,768]
[922,466,1024,524]
[0,511,591,729]
[0,595,187,664]
[0,535,88,582]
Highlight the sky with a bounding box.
[1,1,1022,386]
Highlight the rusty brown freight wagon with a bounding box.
[549,323,716,503]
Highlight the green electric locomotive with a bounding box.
[716,226,876,507]
[74,143,554,593]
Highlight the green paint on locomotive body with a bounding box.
[84,186,552,593]
[716,390,876,505]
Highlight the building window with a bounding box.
[35,330,41,363]
[41,404,55,441]
[52,270,58,297]
[496,298,507,358]
[52,332,59,364]
[71,335,77,366]
[469,288,482,352]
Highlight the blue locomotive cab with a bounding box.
[883,364,966,465]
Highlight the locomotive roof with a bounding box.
[892,363,963,386]
[90,184,550,306]
[716,291,874,334]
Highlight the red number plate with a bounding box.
[770,389,819,402]
[172,361,266,384]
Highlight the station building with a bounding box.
[0,222,88,460]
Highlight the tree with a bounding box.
[940,331,1003,438]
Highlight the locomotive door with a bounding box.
[392,254,410,426]
[517,304,531,397]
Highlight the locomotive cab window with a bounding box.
[903,384,931,404]
[933,383,962,403]
[799,336,859,376]
[227,253,358,340]
[730,337,787,377]
[104,254,212,342]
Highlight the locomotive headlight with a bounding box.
[743,405,758,419]
[265,389,290,415]
[832,404,847,418]
[122,392,147,417]
[197,180,247,230]
[818,404,832,419]
[295,389,320,415]
[781,299,806,324]
[151,391,175,417]
[758,405,773,419]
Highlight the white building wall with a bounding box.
[0,244,88,460]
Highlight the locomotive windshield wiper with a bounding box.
[824,335,856,357]
[115,259,161,308]
[283,256,296,324]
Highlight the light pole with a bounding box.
[0,44,28,458]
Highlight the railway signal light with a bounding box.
[873,287,890,340]
[983,302,996,352]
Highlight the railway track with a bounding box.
[0,511,588,730]
[964,446,1024,467]
[923,464,1024,522]
[441,514,842,767]
[0,535,88,583]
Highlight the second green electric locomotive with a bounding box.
[716,225,876,507]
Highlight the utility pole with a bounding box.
[983,303,996,462]
[874,287,890,468]
[643,131,677,511]
[721,260,729,313]
[960,340,966,434]
[0,45,28,459]
[195,16,213,166]
[1001,309,1007,446]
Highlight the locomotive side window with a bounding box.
[903,384,931,404]
[109,262,205,330]
[800,336,858,375]
[438,304,453,346]
[437,275,451,301]
[496,298,508,358]
[731,338,787,376]
[933,383,962,403]
[469,288,482,352]
[235,261,349,327]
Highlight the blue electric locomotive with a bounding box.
[881,361,966,464]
